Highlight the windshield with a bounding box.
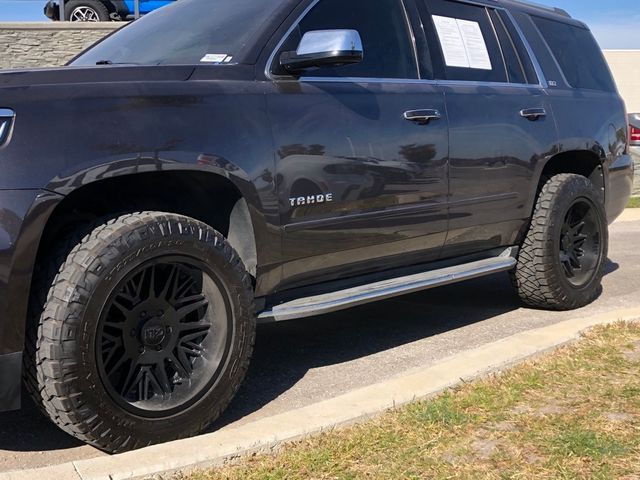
[72,0,283,66]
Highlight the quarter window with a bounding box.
[532,16,616,92]
[275,0,418,79]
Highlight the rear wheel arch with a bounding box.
[531,150,605,211]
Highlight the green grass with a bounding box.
[628,197,640,208]
[180,323,640,480]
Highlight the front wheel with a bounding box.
[31,212,255,453]
[512,174,608,310]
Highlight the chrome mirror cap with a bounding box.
[296,29,363,57]
[280,29,364,73]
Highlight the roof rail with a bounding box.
[499,0,571,18]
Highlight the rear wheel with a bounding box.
[512,174,608,310]
[29,212,255,452]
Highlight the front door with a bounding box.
[266,0,450,290]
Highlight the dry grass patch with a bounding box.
[180,322,640,480]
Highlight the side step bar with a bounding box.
[258,248,517,322]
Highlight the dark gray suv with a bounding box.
[0,0,633,452]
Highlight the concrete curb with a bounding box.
[3,307,640,480]
[617,208,640,223]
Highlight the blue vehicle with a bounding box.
[44,0,175,21]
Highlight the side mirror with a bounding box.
[280,29,364,74]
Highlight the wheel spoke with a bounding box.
[110,297,132,316]
[152,362,173,397]
[168,352,190,379]
[173,276,198,302]
[176,348,194,377]
[102,332,123,368]
[120,359,140,397]
[147,265,157,300]
[132,270,146,302]
[560,252,574,277]
[105,353,128,378]
[131,368,149,402]
[178,321,211,333]
[175,296,208,320]
[569,251,581,268]
[158,264,180,302]
[140,367,164,401]
[179,342,204,358]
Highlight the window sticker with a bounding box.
[200,54,232,64]
[432,15,492,70]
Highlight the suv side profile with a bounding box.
[0,0,633,452]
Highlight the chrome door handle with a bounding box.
[520,108,546,121]
[404,109,441,125]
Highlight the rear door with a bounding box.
[265,0,450,290]
[417,0,559,258]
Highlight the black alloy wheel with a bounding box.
[558,198,603,287]
[97,258,232,416]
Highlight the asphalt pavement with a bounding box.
[1,212,639,473]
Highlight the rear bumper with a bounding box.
[0,352,22,411]
[606,153,634,224]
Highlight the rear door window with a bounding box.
[532,16,616,92]
[423,0,507,83]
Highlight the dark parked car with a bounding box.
[0,0,633,453]
[44,0,175,21]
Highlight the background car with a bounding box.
[44,0,175,22]
[630,113,640,195]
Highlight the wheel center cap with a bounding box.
[141,321,166,347]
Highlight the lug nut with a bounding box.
[166,326,172,334]
[140,311,147,318]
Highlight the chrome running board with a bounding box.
[258,248,517,322]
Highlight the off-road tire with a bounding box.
[30,212,255,453]
[24,226,95,417]
[512,174,608,310]
[65,0,111,21]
